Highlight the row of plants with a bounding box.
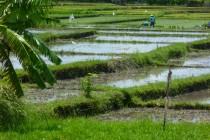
[37,30,96,42]
[58,0,207,6]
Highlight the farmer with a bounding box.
[149,15,156,28]
[69,14,75,22]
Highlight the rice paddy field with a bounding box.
[2,1,210,140]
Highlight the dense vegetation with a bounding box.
[1,0,210,139]
[59,0,210,6]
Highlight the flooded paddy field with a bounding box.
[23,29,210,104]
[108,67,210,88]
[24,51,210,104]
[48,29,208,56]
[172,89,210,104]
[105,52,210,88]
[8,54,119,69]
[24,66,210,103]
[51,42,169,54]
[95,35,206,43]
[98,30,209,36]
[183,55,210,67]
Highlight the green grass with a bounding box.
[1,117,210,140]
[49,2,210,30]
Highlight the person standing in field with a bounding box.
[149,15,156,28]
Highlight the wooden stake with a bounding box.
[163,67,172,130]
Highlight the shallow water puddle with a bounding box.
[96,35,205,43]
[51,42,169,54]
[98,30,209,36]
[9,54,119,69]
[108,68,210,88]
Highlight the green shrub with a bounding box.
[0,87,26,130]
[81,73,97,98]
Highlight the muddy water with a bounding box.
[96,35,206,43]
[171,89,210,104]
[25,66,210,103]
[98,30,209,36]
[9,54,119,69]
[51,42,170,54]
[24,68,156,103]
[96,108,210,123]
[184,55,210,67]
[24,79,81,103]
[27,29,70,34]
[108,68,210,88]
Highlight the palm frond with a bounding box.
[0,25,46,88]
[0,43,23,97]
[0,25,57,88]
[23,30,62,65]
[0,0,53,32]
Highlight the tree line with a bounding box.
[63,0,209,6]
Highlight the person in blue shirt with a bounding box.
[149,15,156,28]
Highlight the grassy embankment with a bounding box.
[35,29,96,42]
[49,3,210,30]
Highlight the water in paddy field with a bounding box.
[108,67,210,88]
[20,29,210,103]
[27,29,70,34]
[96,35,206,43]
[8,55,119,69]
[51,42,170,54]
[106,54,210,88]
[98,30,209,36]
[183,55,210,67]
[172,89,210,104]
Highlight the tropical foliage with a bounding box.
[0,0,61,97]
[0,0,53,33]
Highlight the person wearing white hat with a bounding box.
[149,15,156,28]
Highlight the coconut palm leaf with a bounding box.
[1,25,57,89]
[0,43,23,97]
[0,25,47,88]
[23,30,62,65]
[0,0,53,32]
[0,0,59,97]
[22,41,56,85]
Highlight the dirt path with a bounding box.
[96,107,210,123]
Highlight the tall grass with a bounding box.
[1,117,210,140]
